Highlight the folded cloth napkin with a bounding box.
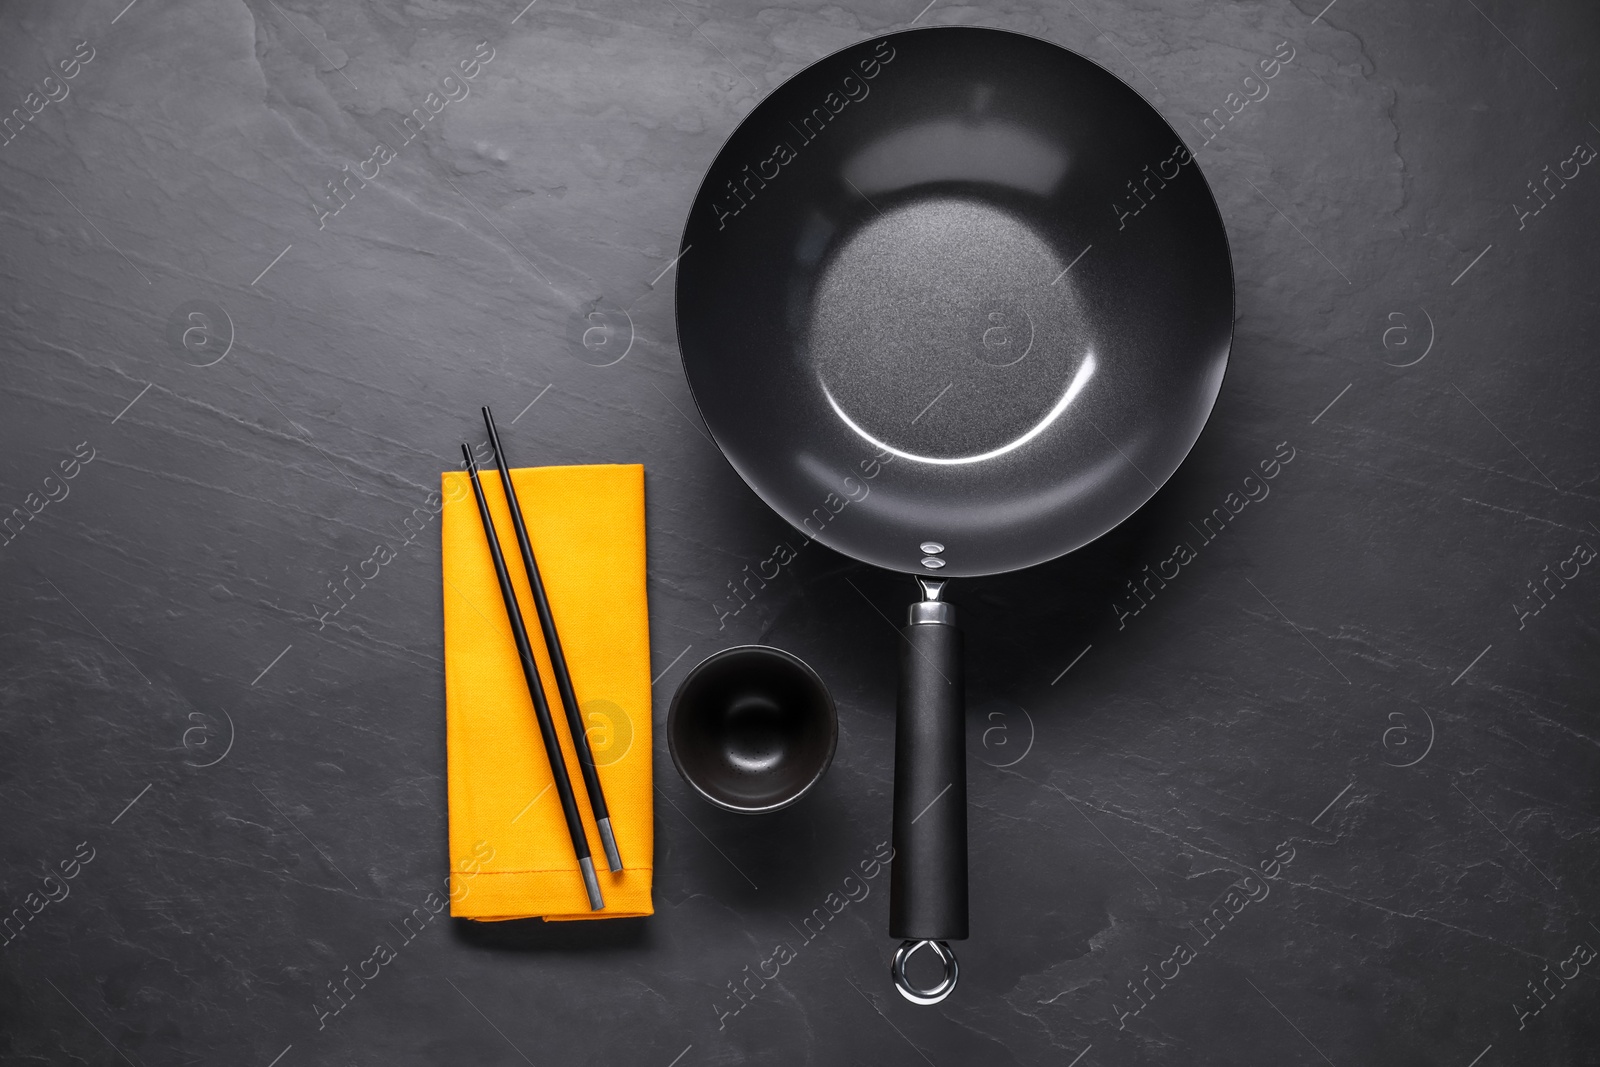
[440,462,652,920]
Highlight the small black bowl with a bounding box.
[668,645,837,814]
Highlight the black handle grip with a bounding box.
[889,607,968,941]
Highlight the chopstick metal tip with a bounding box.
[596,816,622,873]
[579,855,605,911]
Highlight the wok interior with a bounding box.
[677,28,1233,577]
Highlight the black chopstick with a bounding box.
[481,407,624,873]
[460,444,604,912]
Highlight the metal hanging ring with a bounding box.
[891,939,959,1005]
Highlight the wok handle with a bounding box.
[889,577,966,1004]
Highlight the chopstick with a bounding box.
[460,444,604,912]
[481,407,624,873]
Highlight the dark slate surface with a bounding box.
[2,0,1597,1063]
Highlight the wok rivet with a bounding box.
[920,557,946,569]
[919,542,945,555]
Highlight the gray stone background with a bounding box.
[1,0,1597,1063]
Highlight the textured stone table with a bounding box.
[1,0,1597,1063]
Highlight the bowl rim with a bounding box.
[666,643,839,814]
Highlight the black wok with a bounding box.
[675,26,1233,1003]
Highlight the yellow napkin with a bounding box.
[441,463,652,920]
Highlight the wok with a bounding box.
[675,26,1233,1003]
